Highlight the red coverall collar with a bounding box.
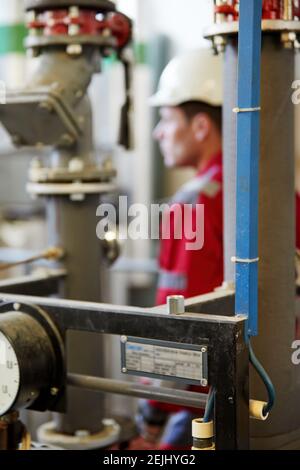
[197,151,222,177]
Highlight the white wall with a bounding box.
[118,0,213,54]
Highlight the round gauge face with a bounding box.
[0,331,20,416]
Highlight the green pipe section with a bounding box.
[0,23,26,55]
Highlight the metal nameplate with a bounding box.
[121,337,208,386]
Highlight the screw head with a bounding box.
[201,347,207,353]
[13,303,21,311]
[121,336,127,344]
[201,379,208,387]
[122,367,127,373]
[50,387,59,396]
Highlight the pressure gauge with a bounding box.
[0,331,20,416]
[0,303,65,417]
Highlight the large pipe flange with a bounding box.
[24,0,115,12]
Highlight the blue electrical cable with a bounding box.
[203,387,215,423]
[249,342,275,415]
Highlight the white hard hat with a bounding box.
[149,49,223,108]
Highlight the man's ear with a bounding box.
[192,113,211,142]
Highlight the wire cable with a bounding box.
[249,342,275,416]
[0,247,64,272]
[203,387,215,423]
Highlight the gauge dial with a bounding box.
[0,331,20,416]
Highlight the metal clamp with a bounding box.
[233,107,261,113]
[231,256,259,264]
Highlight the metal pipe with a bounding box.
[67,373,208,409]
[223,37,238,284]
[47,193,109,435]
[224,30,300,450]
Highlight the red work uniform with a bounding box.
[141,153,223,450]
[156,152,223,305]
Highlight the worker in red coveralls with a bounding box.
[134,49,224,450]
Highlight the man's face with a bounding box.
[153,106,200,168]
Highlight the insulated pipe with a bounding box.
[47,191,109,435]
[223,38,238,284]
[251,35,299,449]
[224,33,300,448]
[18,22,109,438]
[27,49,100,114]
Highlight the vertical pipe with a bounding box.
[235,0,262,337]
[251,35,299,448]
[45,100,109,436]
[223,38,238,284]
[224,19,300,451]
[48,193,108,435]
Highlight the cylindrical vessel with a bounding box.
[223,33,300,449]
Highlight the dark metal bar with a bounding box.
[67,373,208,409]
[0,293,248,449]
[0,293,245,345]
[0,270,66,296]
[214,320,249,450]
[184,290,235,316]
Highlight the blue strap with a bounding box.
[235,0,263,337]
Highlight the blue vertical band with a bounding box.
[235,0,263,337]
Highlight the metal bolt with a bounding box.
[70,193,85,202]
[121,336,127,344]
[201,379,208,387]
[50,387,59,396]
[122,367,127,373]
[201,347,207,354]
[68,158,84,173]
[69,6,80,18]
[13,303,21,311]
[66,44,83,56]
[26,11,37,23]
[69,24,80,36]
[30,157,42,169]
[75,429,90,438]
[167,295,185,315]
[228,396,234,404]
[60,134,75,146]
